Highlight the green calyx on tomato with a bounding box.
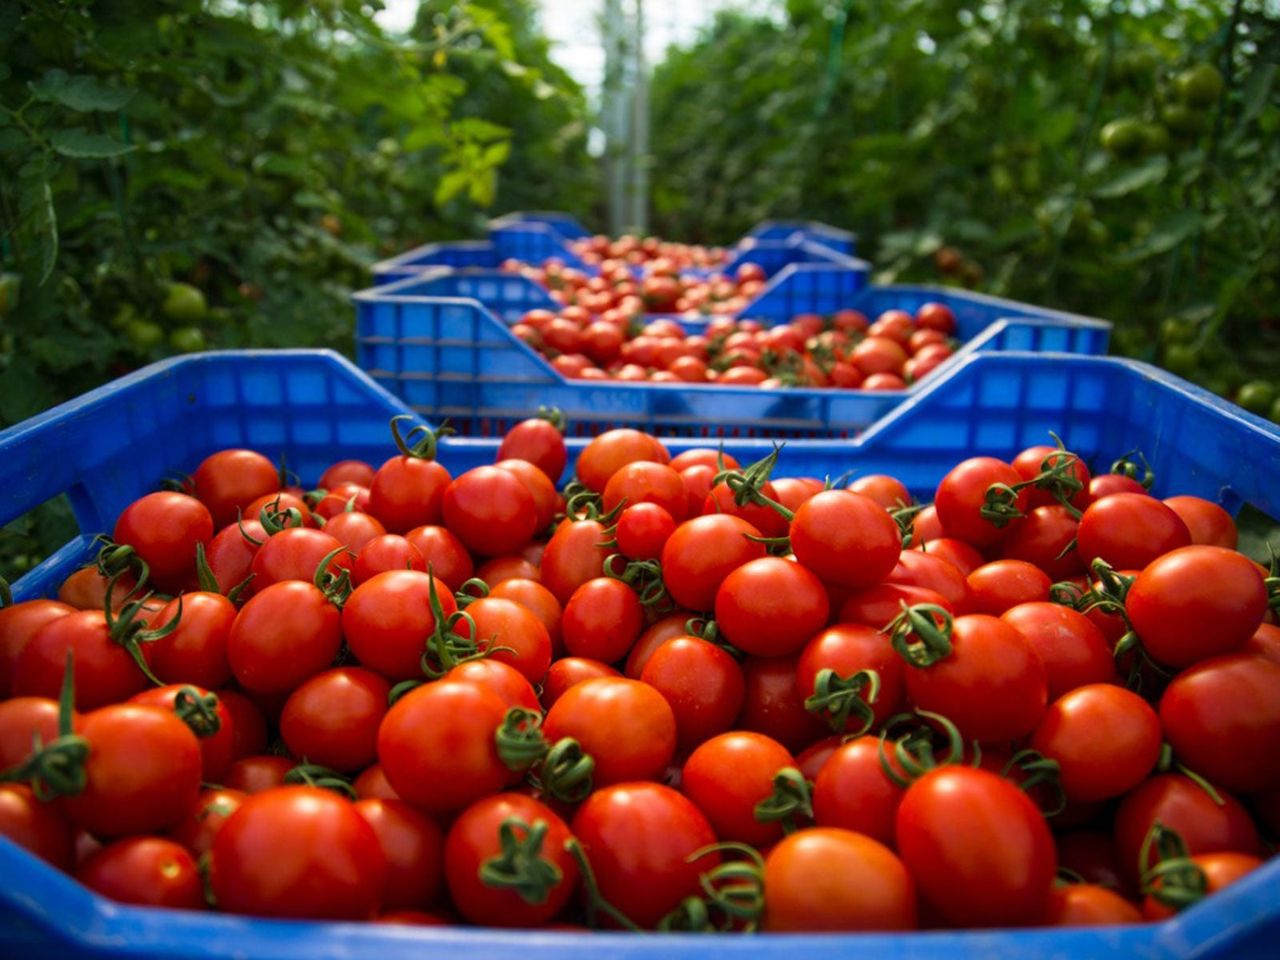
[656,842,765,933]
[752,767,814,834]
[804,667,883,733]
[477,815,564,905]
[283,761,357,799]
[0,650,89,800]
[886,603,954,668]
[387,414,451,461]
[1139,821,1208,911]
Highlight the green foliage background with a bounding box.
[649,0,1280,395]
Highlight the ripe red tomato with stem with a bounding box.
[540,517,615,606]
[570,782,718,929]
[796,624,903,734]
[1012,443,1091,510]
[444,659,541,712]
[352,533,426,585]
[228,580,342,694]
[367,418,452,534]
[562,578,645,663]
[714,557,829,657]
[1000,602,1118,699]
[0,599,73,697]
[896,765,1056,927]
[203,519,266,596]
[250,526,349,589]
[342,570,458,682]
[576,429,670,492]
[998,504,1084,580]
[1162,495,1236,548]
[884,549,975,614]
[1076,493,1191,571]
[789,489,902,589]
[0,784,75,870]
[763,828,917,931]
[355,798,445,913]
[838,583,953,630]
[129,683,236,782]
[811,736,906,846]
[542,677,675,787]
[681,731,804,846]
[467,596,552,684]
[323,511,386,553]
[614,503,676,560]
[113,491,213,585]
[495,458,559,532]
[444,793,579,927]
[933,457,1028,548]
[147,591,235,690]
[640,637,744,752]
[192,449,280,529]
[489,579,562,656]
[210,786,386,920]
[77,837,204,910]
[602,461,688,521]
[966,559,1052,615]
[661,514,765,613]
[737,654,829,753]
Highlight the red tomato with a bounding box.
[323,511,386,553]
[355,798,444,912]
[342,570,457,682]
[1158,653,1280,794]
[354,764,399,802]
[280,667,390,773]
[661,514,766,612]
[1076,493,1191,570]
[1141,852,1263,921]
[715,557,829,657]
[78,837,204,909]
[542,677,675,787]
[839,583,953,630]
[682,731,799,846]
[224,755,293,794]
[623,613,694,678]
[441,467,538,557]
[468,596,552,684]
[1045,884,1141,926]
[1126,546,1266,668]
[319,459,375,489]
[847,474,911,510]
[915,302,957,334]
[884,549,975,614]
[576,429,669,492]
[243,492,314,529]
[13,610,152,710]
[1089,473,1151,500]
[169,787,246,858]
[919,537,985,577]
[770,477,824,513]
[615,503,677,560]
[934,457,1027,548]
[737,654,829,753]
[966,559,1052,615]
[0,784,75,870]
[789,490,902,589]
[193,449,280,529]
[217,689,267,760]
[999,504,1084,580]
[1056,830,1125,894]
[903,614,1047,743]
[0,697,62,770]
[113,492,213,585]
[540,518,615,606]
[1245,621,1280,664]
[1030,684,1162,802]
[896,766,1056,927]
[852,336,908,376]
[227,581,341,693]
[489,579,563,657]
[911,505,945,546]
[796,624,905,732]
[62,705,202,838]
[561,578,644,663]
[641,637,744,752]
[1162,495,1237,548]
[763,828,917,931]
[378,680,514,814]
[147,592,236,690]
[211,786,385,919]
[1011,444,1091,510]
[203,520,265,596]
[444,793,578,927]
[353,533,427,585]
[570,782,718,929]
[250,527,348,589]
[444,659,540,712]
[495,458,559,532]
[601,461,688,521]
[703,476,789,538]
[542,657,621,709]
[129,684,236,782]
[1000,602,1118,699]
[812,736,905,846]
[0,599,73,697]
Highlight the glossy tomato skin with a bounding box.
[602,461,688,521]
[762,828,917,931]
[542,657,620,709]
[1113,774,1261,890]
[169,787,247,858]
[223,755,293,794]
[1162,496,1236,549]
[1126,546,1267,668]
[489,579,563,658]
[354,534,427,586]
[396,527,468,589]
[561,578,644,664]
[495,459,559,532]
[570,782,718,929]
[227,582,341,694]
[342,570,456,682]
[355,798,445,912]
[378,680,513,815]
[540,518,614,606]
[442,467,538,558]
[542,678,676,787]
[444,793,578,927]
[1030,684,1162,802]
[148,592,236,690]
[0,784,75,870]
[934,458,1027,548]
[129,684,236,782]
[497,417,568,483]
[1045,884,1142,926]
[660,514,765,612]
[367,455,451,534]
[192,449,280,529]
[999,504,1084,580]
[789,490,902,589]
[796,624,904,732]
[965,560,1052,615]
[903,614,1047,743]
[250,527,348,589]
[1000,602,1118,700]
[640,637,744,752]
[0,697,62,770]
[13,611,151,710]
[280,668,391,773]
[62,705,203,838]
[811,736,906,846]
[576,429,668,492]
[896,767,1056,928]
[737,655,829,753]
[467,597,552,684]
[884,550,975,615]
[1076,494,1191,570]
[203,520,265,597]
[838,584,953,631]
[714,557,829,657]
[210,786,386,920]
[1158,654,1280,794]
[681,731,798,846]
[77,837,204,910]
[1141,852,1264,922]
[444,659,541,712]
[0,599,73,697]
[114,491,214,585]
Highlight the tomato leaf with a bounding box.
[50,127,135,159]
[30,70,135,112]
[1092,156,1168,199]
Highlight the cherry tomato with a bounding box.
[1046,884,1141,926]
[228,581,341,693]
[1088,474,1151,500]
[576,429,669,492]
[641,637,744,752]
[998,504,1084,580]
[1162,495,1237,548]
[495,458,559,532]
[280,667,390,773]
[148,592,236,690]
[838,583,953,630]
[323,511,386,553]
[715,557,829,657]
[1001,602,1118,700]
[203,520,266,596]
[223,755,293,794]
[763,827,917,931]
[444,659,540,712]
[1126,546,1266,668]
[169,787,246,858]
[848,474,912,510]
[342,570,456,682]
[1077,494,1191,571]
[468,596,552,684]
[737,655,828,753]
[0,599,73,697]
[0,784,75,870]
[378,680,514,814]
[796,624,904,732]
[319,459,376,489]
[1245,621,1280,664]
[367,452,451,534]
[934,457,1027,548]
[210,786,385,919]
[896,766,1056,927]
[0,697,62,770]
[561,578,644,664]
[489,579,563,657]
[681,731,799,846]
[193,449,280,529]
[570,782,717,928]
[444,793,578,927]
[542,657,620,709]
[1011,444,1091,510]
[661,514,766,612]
[919,537,985,577]
[217,689,267,760]
[355,798,444,912]
[811,736,905,846]
[615,503,677,560]
[884,549,975,614]
[540,518,614,606]
[1141,852,1263,922]
[78,837,204,909]
[354,764,399,802]
[129,684,236,782]
[1159,653,1280,794]
[113,492,213,585]
[498,417,568,483]
[789,490,902,589]
[542,677,675,787]
[353,533,427,585]
[250,527,348,589]
[965,559,1051,615]
[14,610,152,710]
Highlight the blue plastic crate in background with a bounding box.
[352,265,1109,437]
[1,347,1279,959]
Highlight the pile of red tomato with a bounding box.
[567,233,731,272]
[510,301,957,389]
[0,415,1277,934]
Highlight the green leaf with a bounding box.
[1118,210,1219,263]
[1092,156,1168,199]
[481,140,511,167]
[31,71,135,112]
[0,355,55,425]
[434,169,470,206]
[1239,63,1276,127]
[19,179,58,285]
[0,128,27,152]
[50,128,135,158]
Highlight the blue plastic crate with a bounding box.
[2,348,1280,959]
[352,269,1109,437]
[744,219,857,255]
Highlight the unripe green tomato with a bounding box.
[169,326,207,353]
[125,319,165,351]
[1176,63,1225,107]
[1269,396,1280,424]
[1236,380,1277,415]
[1160,317,1196,345]
[1100,118,1146,157]
[1141,123,1171,154]
[1162,343,1198,377]
[110,303,138,330]
[161,282,208,323]
[0,273,20,316]
[1162,103,1209,137]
